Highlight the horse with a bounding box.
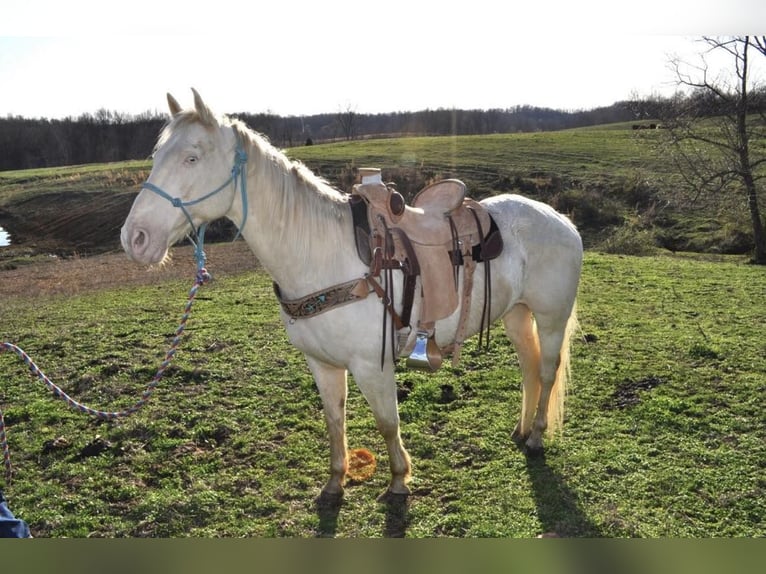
[120,89,583,499]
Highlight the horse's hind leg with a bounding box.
[305,356,349,498]
[503,304,542,446]
[524,314,569,453]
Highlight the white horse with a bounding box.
[121,90,582,499]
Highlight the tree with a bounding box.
[663,36,766,264]
[335,104,357,140]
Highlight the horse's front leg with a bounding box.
[305,356,349,498]
[352,362,412,496]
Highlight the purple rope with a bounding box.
[0,267,211,485]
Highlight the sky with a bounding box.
[1,1,764,119]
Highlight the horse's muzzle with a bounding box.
[121,223,167,266]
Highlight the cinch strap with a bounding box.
[273,278,371,319]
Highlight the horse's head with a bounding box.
[121,89,243,265]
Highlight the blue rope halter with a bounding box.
[141,130,248,271]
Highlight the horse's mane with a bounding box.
[228,114,344,207]
[154,111,353,272]
[228,117,351,267]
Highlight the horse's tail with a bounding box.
[546,301,578,436]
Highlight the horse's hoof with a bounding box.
[511,427,528,446]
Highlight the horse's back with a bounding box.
[481,193,580,248]
[481,194,582,316]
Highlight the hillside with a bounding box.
[0,101,645,172]
[0,123,757,264]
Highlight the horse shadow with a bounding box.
[313,452,599,538]
[525,452,650,571]
[314,493,343,538]
[314,491,410,538]
[523,450,603,537]
[379,492,410,537]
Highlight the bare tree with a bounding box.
[663,36,766,264]
[336,104,357,141]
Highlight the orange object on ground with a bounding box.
[347,448,376,481]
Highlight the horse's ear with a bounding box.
[167,93,182,117]
[191,88,216,126]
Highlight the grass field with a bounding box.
[1,123,758,258]
[0,121,763,538]
[1,251,763,537]
[291,125,674,187]
[0,123,668,202]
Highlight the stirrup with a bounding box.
[406,331,443,372]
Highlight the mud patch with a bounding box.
[0,189,239,258]
[0,241,259,300]
[77,435,114,459]
[604,375,665,409]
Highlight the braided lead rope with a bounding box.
[0,266,212,485]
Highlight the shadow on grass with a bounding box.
[526,452,652,571]
[314,493,343,538]
[314,491,410,538]
[314,453,597,538]
[524,451,603,537]
[380,492,410,538]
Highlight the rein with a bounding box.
[0,136,248,486]
[0,263,211,485]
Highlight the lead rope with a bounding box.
[0,247,212,486]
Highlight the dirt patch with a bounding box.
[0,184,258,298]
[0,241,260,300]
[604,376,665,409]
[0,190,138,255]
[0,187,239,259]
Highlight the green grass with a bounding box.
[1,252,763,537]
[0,124,675,209]
[0,160,150,204]
[1,125,669,202]
[289,128,676,194]
[1,123,757,255]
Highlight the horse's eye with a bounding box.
[186,155,199,165]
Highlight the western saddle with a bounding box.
[351,168,503,370]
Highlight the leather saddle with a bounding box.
[350,168,503,370]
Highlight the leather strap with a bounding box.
[468,206,492,350]
[451,255,476,366]
[368,223,421,368]
[273,278,370,319]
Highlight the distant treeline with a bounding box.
[1,91,763,171]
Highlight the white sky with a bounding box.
[1,1,764,119]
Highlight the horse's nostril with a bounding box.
[133,230,147,249]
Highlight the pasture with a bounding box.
[0,123,758,260]
[1,248,763,537]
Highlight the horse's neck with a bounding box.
[229,149,363,298]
